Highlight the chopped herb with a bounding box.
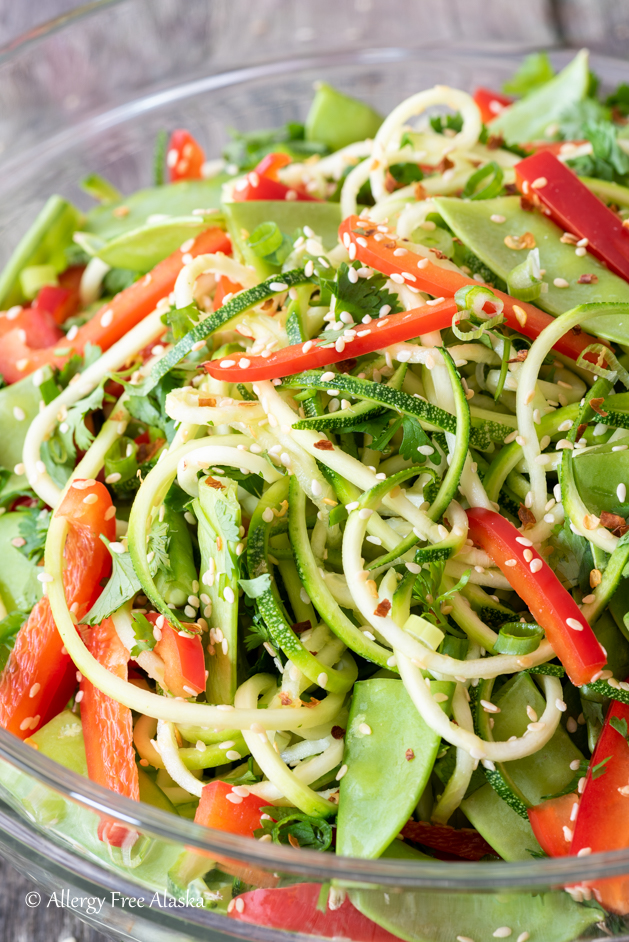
[591,755,612,780]
[502,52,555,96]
[17,506,51,565]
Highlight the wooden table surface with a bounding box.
[0,0,627,940]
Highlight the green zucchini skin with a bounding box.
[142,268,315,394]
[282,370,490,448]
[288,476,394,670]
[247,478,355,694]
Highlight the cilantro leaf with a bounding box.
[84,525,170,625]
[611,716,629,744]
[567,119,629,186]
[214,501,241,543]
[223,122,328,172]
[558,99,610,142]
[592,755,612,779]
[0,610,28,670]
[126,373,179,443]
[161,302,200,343]
[17,506,51,564]
[239,574,272,599]
[398,415,431,462]
[606,82,629,117]
[502,52,554,96]
[328,262,402,322]
[130,611,157,658]
[370,415,403,454]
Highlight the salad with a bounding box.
[3,46,629,941]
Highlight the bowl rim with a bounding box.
[1,0,629,893]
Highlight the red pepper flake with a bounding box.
[288,833,300,849]
[414,182,428,200]
[577,273,599,285]
[405,748,415,761]
[304,697,319,709]
[384,170,404,193]
[331,726,346,740]
[373,599,392,617]
[576,423,588,440]
[334,358,358,374]
[136,438,166,464]
[313,440,334,451]
[519,195,535,211]
[600,512,629,536]
[508,349,528,363]
[429,248,449,260]
[205,476,225,490]
[435,156,454,174]
[198,396,217,406]
[572,325,583,335]
[279,692,293,705]
[485,134,505,150]
[291,620,311,634]
[589,397,608,417]
[518,504,536,529]
[384,241,398,250]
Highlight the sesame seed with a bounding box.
[523,549,533,563]
[613,444,629,452]
[618,483,627,502]
[37,572,53,583]
[336,764,348,780]
[553,277,569,288]
[358,723,372,735]
[517,934,530,942]
[556,699,567,712]
[577,847,591,857]
[527,721,545,732]
[317,672,328,687]
[566,617,583,631]
[29,683,41,698]
[505,559,517,567]
[100,308,114,328]
[530,559,542,573]
[513,305,527,328]
[531,176,547,189]
[492,928,512,938]
[567,717,578,733]
[226,793,243,804]
[83,493,98,505]
[348,243,357,260]
[224,586,235,604]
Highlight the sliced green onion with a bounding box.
[451,310,504,342]
[507,248,542,302]
[454,284,503,316]
[493,622,544,655]
[462,161,504,201]
[19,264,58,300]
[576,343,629,389]
[247,221,284,258]
[403,613,444,651]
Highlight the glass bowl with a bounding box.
[1,3,629,940]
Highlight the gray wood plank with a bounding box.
[556,0,629,56]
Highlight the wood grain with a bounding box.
[0,0,624,940]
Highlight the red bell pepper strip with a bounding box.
[400,820,498,861]
[473,88,514,124]
[527,792,579,858]
[213,275,243,311]
[232,151,320,203]
[0,304,64,349]
[194,779,271,838]
[339,215,603,364]
[515,150,629,284]
[467,508,606,686]
[147,613,205,698]
[0,480,115,738]
[34,264,84,324]
[80,616,139,846]
[0,226,231,385]
[205,298,457,381]
[167,129,205,183]
[228,883,401,941]
[570,696,629,913]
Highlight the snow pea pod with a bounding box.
[350,883,600,942]
[80,216,211,273]
[572,441,629,517]
[223,199,342,262]
[490,49,590,144]
[0,513,43,613]
[0,374,44,473]
[435,195,629,344]
[0,195,82,308]
[305,82,382,152]
[336,678,453,859]
[83,177,229,241]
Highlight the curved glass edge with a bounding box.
[0,0,627,894]
[2,726,629,890]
